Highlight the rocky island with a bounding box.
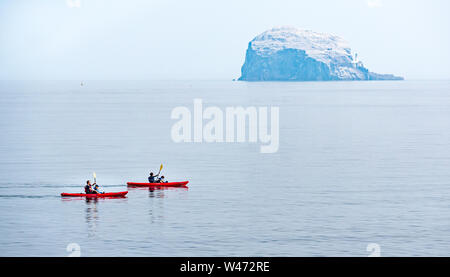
[239,27,403,81]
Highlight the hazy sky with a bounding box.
[0,0,449,80]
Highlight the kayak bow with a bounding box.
[61,191,128,198]
[127,181,189,187]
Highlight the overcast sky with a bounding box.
[0,0,449,80]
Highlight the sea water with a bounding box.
[0,80,449,256]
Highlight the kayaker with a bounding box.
[84,180,96,194]
[93,183,103,194]
[159,176,168,183]
[84,181,91,193]
[148,172,159,183]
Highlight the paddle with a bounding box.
[92,172,104,194]
[156,164,163,183]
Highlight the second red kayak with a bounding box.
[127,181,189,187]
[61,191,128,198]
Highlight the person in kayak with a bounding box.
[85,180,94,194]
[148,172,159,183]
[158,176,168,183]
[84,180,98,194]
[92,183,104,194]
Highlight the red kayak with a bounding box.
[61,191,128,198]
[127,181,189,187]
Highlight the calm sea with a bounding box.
[0,80,449,256]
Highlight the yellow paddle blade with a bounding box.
[93,172,96,179]
[159,164,163,171]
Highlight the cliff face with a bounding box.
[239,27,403,81]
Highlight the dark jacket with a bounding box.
[148,174,159,183]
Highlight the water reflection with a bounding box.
[149,189,165,198]
[146,187,189,223]
[85,198,99,238]
[148,186,189,198]
[148,190,166,223]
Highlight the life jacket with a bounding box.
[94,185,101,193]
